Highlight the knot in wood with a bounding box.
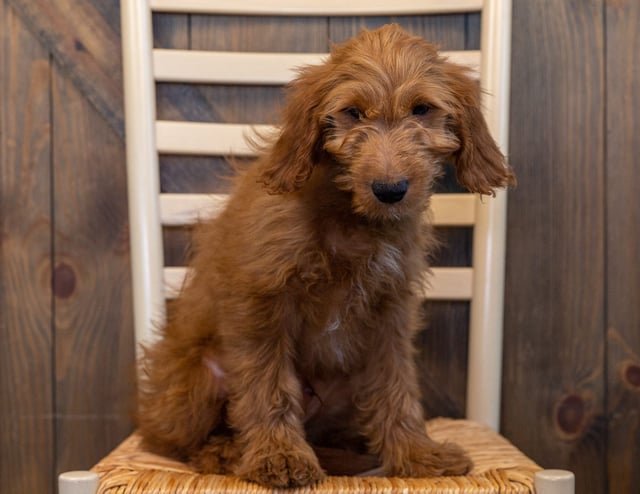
[53,262,77,299]
[622,361,640,391]
[555,394,587,439]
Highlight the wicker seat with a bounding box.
[92,419,540,494]
[59,1,575,493]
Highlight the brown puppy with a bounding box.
[137,24,516,488]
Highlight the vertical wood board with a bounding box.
[51,64,135,475]
[605,1,640,491]
[503,2,606,493]
[0,2,54,492]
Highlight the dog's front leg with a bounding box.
[222,311,325,488]
[353,314,473,477]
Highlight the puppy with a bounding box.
[137,24,516,488]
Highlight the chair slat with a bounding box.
[154,50,325,85]
[149,0,483,15]
[160,194,227,226]
[164,266,473,301]
[154,50,480,85]
[424,267,474,300]
[164,267,187,299]
[430,194,476,226]
[156,121,275,156]
[160,193,476,227]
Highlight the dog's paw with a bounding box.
[237,447,325,488]
[389,441,473,478]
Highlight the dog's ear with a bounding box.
[442,62,516,195]
[259,64,332,194]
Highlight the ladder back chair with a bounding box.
[60,0,574,492]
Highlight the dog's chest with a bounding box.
[298,289,371,374]
[297,242,407,374]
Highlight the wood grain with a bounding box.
[503,1,606,493]
[605,0,640,491]
[0,3,54,492]
[51,64,135,475]
[6,0,124,136]
[328,14,472,49]
[188,15,325,124]
[464,12,481,50]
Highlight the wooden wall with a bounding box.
[1,1,638,493]
[505,1,607,489]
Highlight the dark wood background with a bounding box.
[1,1,638,493]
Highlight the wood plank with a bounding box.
[0,3,54,492]
[425,268,473,300]
[154,49,327,84]
[416,301,470,418]
[328,13,469,50]
[160,156,235,194]
[464,12,481,50]
[605,1,640,491]
[6,0,124,137]
[503,1,605,492]
[159,193,477,227]
[156,121,275,156]
[160,193,227,225]
[153,49,479,84]
[51,65,135,475]
[150,0,483,15]
[164,266,473,301]
[431,194,476,226]
[152,12,188,48]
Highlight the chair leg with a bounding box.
[58,471,99,494]
[534,469,575,494]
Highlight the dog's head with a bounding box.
[260,24,516,221]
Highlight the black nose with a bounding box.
[371,180,409,204]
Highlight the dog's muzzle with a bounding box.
[371,180,409,204]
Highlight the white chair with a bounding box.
[60,1,574,492]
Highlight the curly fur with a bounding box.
[137,24,516,488]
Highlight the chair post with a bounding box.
[58,471,99,494]
[465,0,512,430]
[121,0,166,356]
[534,470,575,494]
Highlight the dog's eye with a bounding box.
[412,104,431,116]
[345,107,364,121]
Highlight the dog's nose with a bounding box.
[371,180,409,204]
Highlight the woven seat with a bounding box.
[92,419,539,494]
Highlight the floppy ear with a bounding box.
[259,63,333,194]
[443,62,516,195]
